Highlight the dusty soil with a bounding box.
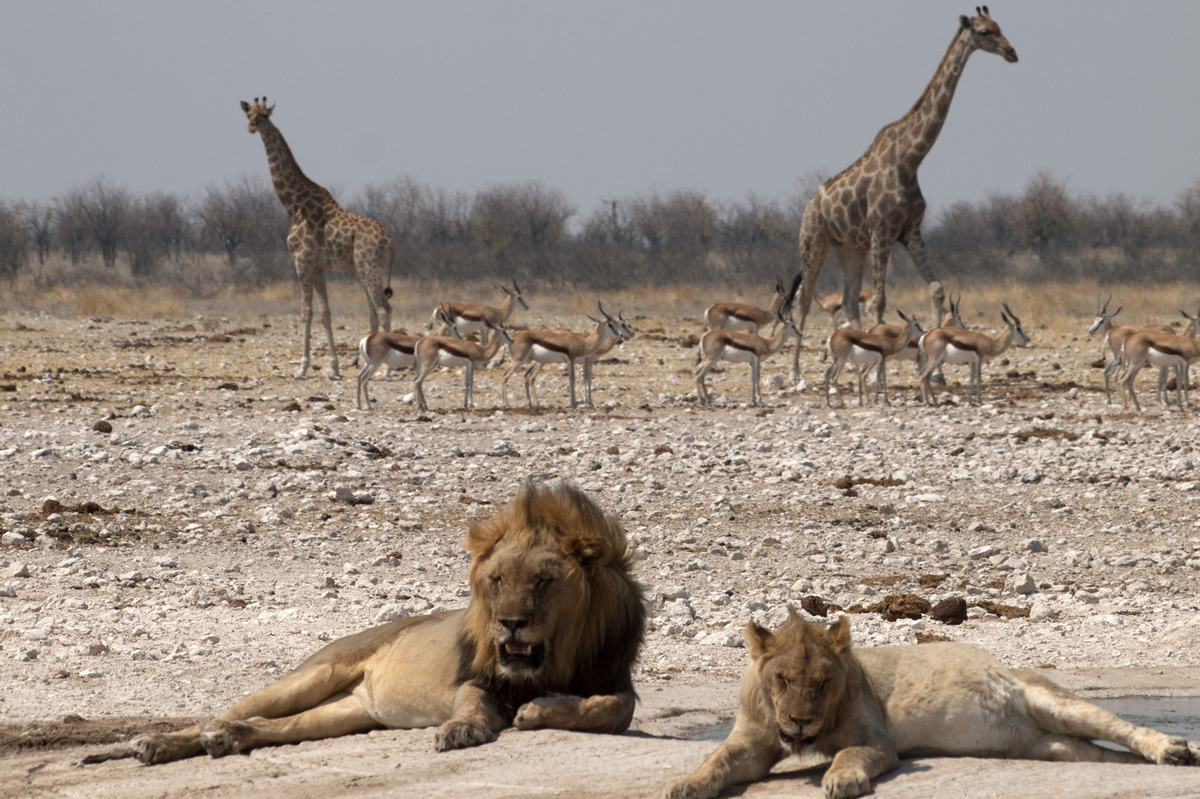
[2,292,1200,797]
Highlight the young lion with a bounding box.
[664,609,1199,799]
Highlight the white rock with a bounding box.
[1005,572,1037,595]
[1,532,26,547]
[6,562,30,578]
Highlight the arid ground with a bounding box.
[2,280,1200,797]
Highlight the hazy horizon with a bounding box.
[3,1,1198,220]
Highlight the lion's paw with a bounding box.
[434,719,496,752]
[1153,736,1196,766]
[823,767,871,799]
[661,777,718,799]
[513,695,570,730]
[200,722,244,759]
[130,735,165,765]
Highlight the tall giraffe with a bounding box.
[241,98,395,379]
[790,7,1017,380]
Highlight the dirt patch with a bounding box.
[971,600,1031,619]
[0,717,203,757]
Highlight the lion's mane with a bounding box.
[456,481,646,718]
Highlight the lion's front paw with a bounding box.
[434,719,496,751]
[661,776,718,799]
[513,695,571,730]
[823,766,871,799]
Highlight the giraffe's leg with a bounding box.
[463,362,474,409]
[311,270,340,380]
[294,259,317,380]
[567,360,578,408]
[866,234,891,326]
[904,231,948,386]
[904,230,945,323]
[833,245,868,330]
[793,215,830,382]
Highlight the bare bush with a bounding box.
[0,202,28,281]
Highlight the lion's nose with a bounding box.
[500,618,528,633]
[790,716,812,728]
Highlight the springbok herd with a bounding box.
[354,283,1200,414]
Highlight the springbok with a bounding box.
[1087,293,1174,404]
[1120,330,1200,412]
[825,310,917,407]
[582,302,636,407]
[859,294,962,385]
[704,274,802,333]
[818,289,874,329]
[355,312,459,410]
[695,312,802,407]
[500,309,622,409]
[434,280,528,346]
[413,318,513,411]
[918,303,1030,406]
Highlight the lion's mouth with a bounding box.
[780,729,814,746]
[499,640,545,671]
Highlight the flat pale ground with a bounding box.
[4,672,1200,799]
[3,278,1200,799]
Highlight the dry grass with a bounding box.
[1,271,1197,344]
[76,287,189,318]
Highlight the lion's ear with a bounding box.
[746,621,774,659]
[826,616,853,655]
[567,536,610,568]
[464,519,496,558]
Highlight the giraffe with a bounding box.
[241,97,395,379]
[789,6,1017,381]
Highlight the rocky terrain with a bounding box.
[2,294,1200,797]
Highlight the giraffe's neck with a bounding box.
[256,122,325,220]
[889,27,975,173]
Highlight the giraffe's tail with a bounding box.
[384,246,394,299]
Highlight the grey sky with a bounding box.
[2,1,1198,222]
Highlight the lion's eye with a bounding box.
[490,575,502,585]
[536,577,553,589]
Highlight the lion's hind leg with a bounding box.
[1017,671,1197,766]
[81,724,208,765]
[200,692,380,758]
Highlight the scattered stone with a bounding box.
[1005,572,1037,595]
[6,562,30,578]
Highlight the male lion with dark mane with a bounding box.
[664,609,1199,799]
[85,482,645,765]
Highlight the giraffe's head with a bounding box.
[240,97,276,134]
[959,6,1018,63]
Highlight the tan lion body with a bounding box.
[665,613,1198,799]
[86,483,645,766]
